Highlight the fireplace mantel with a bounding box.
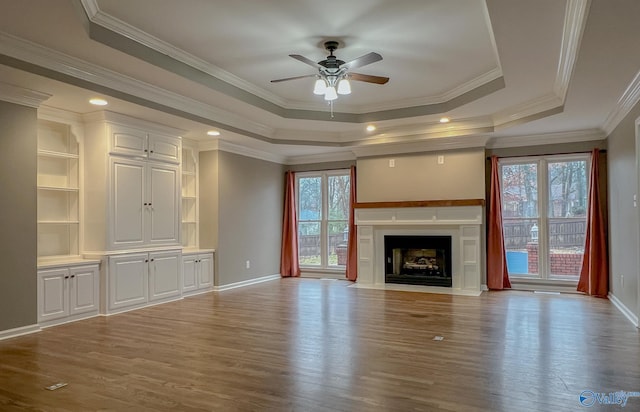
[354,205,484,296]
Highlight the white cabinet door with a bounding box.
[38,268,69,323]
[109,253,148,310]
[198,253,214,289]
[182,254,198,293]
[110,125,147,157]
[147,163,179,246]
[149,250,181,302]
[69,265,99,316]
[111,157,146,249]
[148,134,181,164]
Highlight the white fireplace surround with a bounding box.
[354,206,484,296]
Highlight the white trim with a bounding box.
[0,324,41,341]
[554,0,590,99]
[0,32,274,139]
[351,135,491,158]
[603,70,640,135]
[492,93,563,128]
[285,150,356,166]
[198,139,286,164]
[481,284,489,292]
[0,82,51,108]
[82,110,187,136]
[609,292,639,328]
[214,274,280,292]
[80,0,290,109]
[486,129,606,149]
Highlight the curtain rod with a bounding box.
[486,149,606,160]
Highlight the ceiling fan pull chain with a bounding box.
[330,100,334,118]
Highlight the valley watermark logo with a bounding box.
[579,390,640,407]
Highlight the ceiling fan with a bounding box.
[271,41,389,101]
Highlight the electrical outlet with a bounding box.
[437,155,444,165]
[246,260,250,269]
[389,159,395,168]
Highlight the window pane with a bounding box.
[328,220,348,267]
[298,177,321,221]
[501,163,538,218]
[547,160,588,278]
[328,175,350,220]
[298,221,320,266]
[503,218,540,276]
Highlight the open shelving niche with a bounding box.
[37,118,83,261]
[181,142,199,249]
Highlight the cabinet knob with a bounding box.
[143,203,148,206]
[64,276,69,279]
[70,275,75,278]
[145,259,149,263]
[150,258,155,262]
[144,149,148,153]
[150,150,154,153]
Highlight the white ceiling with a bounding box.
[0,0,639,162]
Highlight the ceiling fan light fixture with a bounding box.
[313,78,327,95]
[324,86,338,101]
[337,78,351,95]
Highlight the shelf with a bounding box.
[38,185,79,192]
[38,220,80,224]
[37,150,79,159]
[182,196,196,200]
[182,171,195,176]
[181,220,197,224]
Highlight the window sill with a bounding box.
[300,268,346,280]
[509,277,581,294]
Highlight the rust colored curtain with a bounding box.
[487,156,511,290]
[577,149,608,297]
[280,171,300,277]
[346,166,358,281]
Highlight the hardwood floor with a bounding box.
[1,279,639,411]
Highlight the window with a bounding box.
[296,170,350,269]
[499,155,590,282]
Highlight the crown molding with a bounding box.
[198,139,286,164]
[554,0,590,99]
[80,0,290,109]
[77,0,505,119]
[486,128,605,149]
[0,31,275,139]
[285,150,356,165]
[0,81,51,108]
[492,93,563,128]
[602,69,640,135]
[82,110,188,136]
[38,105,84,124]
[351,135,490,158]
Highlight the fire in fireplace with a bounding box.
[384,235,452,287]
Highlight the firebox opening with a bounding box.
[384,235,452,287]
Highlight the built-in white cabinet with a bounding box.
[37,119,81,259]
[83,112,183,252]
[37,263,99,327]
[182,251,214,295]
[104,249,182,313]
[110,157,180,249]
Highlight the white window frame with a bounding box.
[499,153,591,283]
[295,169,350,271]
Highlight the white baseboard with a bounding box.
[215,274,280,292]
[481,284,489,292]
[0,324,41,341]
[608,292,639,328]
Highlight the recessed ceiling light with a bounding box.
[207,130,221,136]
[439,117,451,123]
[89,98,108,106]
[366,125,376,132]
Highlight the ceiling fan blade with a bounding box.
[270,74,317,83]
[349,72,390,85]
[289,54,321,69]
[342,52,383,70]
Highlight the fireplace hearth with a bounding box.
[384,235,452,287]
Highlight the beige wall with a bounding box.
[357,148,486,202]
[0,101,38,332]
[199,150,285,286]
[607,102,640,319]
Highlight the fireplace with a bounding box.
[384,235,452,287]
